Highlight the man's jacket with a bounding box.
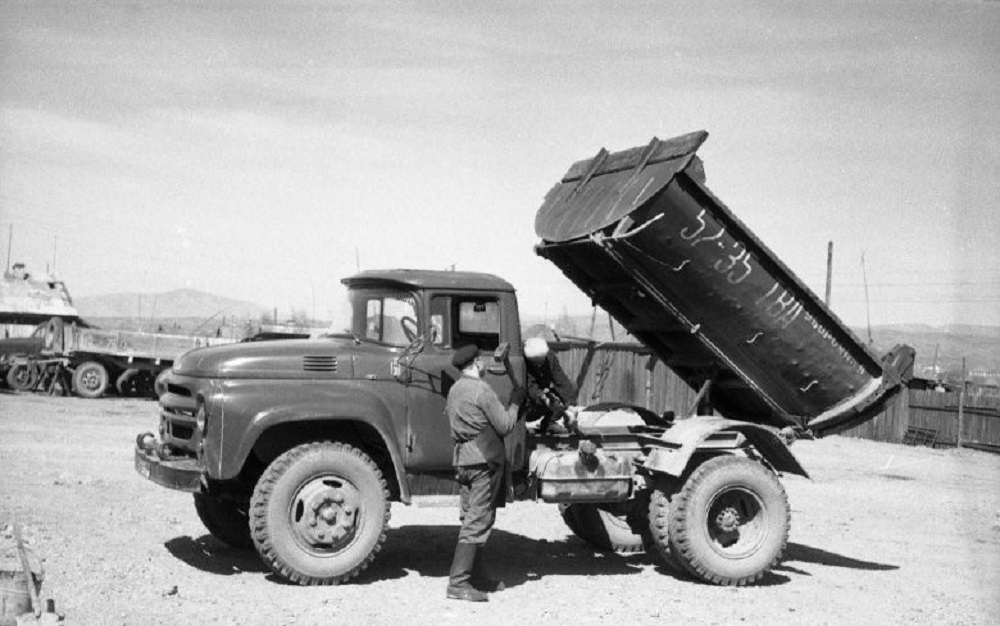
[446,375,519,467]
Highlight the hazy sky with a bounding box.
[1,1,998,328]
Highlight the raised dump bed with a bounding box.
[535,131,913,435]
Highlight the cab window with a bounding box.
[430,295,500,351]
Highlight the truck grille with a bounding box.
[166,382,192,397]
[303,355,338,372]
[168,422,195,441]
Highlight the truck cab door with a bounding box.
[404,294,520,470]
[402,340,455,471]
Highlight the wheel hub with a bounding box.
[715,506,741,533]
[292,478,361,552]
[82,371,99,389]
[706,487,766,556]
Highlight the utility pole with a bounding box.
[5,225,12,272]
[957,357,966,449]
[824,241,833,307]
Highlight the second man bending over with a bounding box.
[523,337,580,434]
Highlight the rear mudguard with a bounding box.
[643,416,808,479]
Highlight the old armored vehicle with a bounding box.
[0,267,86,389]
[134,132,914,586]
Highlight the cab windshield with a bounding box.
[327,287,418,348]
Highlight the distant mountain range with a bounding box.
[75,288,267,320]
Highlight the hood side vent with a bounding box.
[303,355,338,372]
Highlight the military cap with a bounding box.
[452,344,479,370]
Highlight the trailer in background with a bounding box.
[2,317,235,398]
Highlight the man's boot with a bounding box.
[446,542,488,602]
[471,546,505,592]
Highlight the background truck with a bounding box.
[134,131,914,587]
[2,317,235,397]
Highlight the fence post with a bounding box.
[957,358,966,449]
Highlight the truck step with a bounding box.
[409,495,460,508]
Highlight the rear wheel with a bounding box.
[193,493,253,548]
[559,502,646,554]
[648,478,695,576]
[658,455,789,586]
[72,361,109,398]
[250,441,390,585]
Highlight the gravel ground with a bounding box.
[1,391,999,626]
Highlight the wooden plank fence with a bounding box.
[551,340,1000,452]
[841,389,1000,451]
[552,341,697,417]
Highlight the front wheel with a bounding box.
[6,363,39,391]
[655,455,789,586]
[250,441,390,585]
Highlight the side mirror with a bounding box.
[493,342,510,363]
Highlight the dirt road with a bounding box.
[1,392,998,626]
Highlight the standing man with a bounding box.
[445,344,525,602]
[523,337,580,433]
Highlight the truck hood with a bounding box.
[171,337,391,379]
[0,336,44,360]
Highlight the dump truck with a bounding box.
[133,131,914,587]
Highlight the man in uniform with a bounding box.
[523,337,580,433]
[445,344,525,602]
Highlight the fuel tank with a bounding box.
[535,132,913,435]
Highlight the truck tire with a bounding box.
[116,369,140,397]
[559,502,646,555]
[660,455,789,586]
[647,479,696,577]
[193,493,253,549]
[250,441,390,585]
[6,363,39,391]
[72,361,109,398]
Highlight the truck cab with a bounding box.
[341,270,524,473]
[139,270,524,493]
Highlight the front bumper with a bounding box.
[134,440,205,493]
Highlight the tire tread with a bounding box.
[250,441,390,586]
[667,455,789,586]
